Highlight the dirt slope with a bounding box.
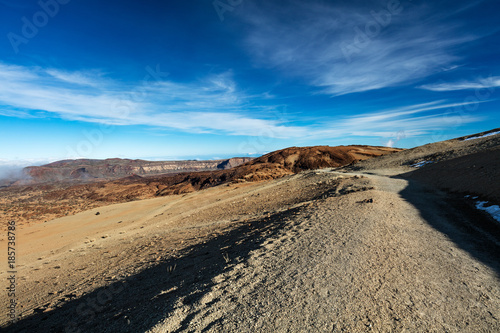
[2,170,499,332]
[150,173,500,332]
[347,128,500,173]
[345,129,500,204]
[404,147,500,203]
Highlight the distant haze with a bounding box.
[0,160,48,180]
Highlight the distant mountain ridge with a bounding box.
[23,157,253,183]
[1,145,401,225]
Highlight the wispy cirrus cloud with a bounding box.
[0,62,485,144]
[306,100,485,141]
[45,69,109,88]
[418,76,500,91]
[241,0,484,96]
[0,62,307,138]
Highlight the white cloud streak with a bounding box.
[46,69,107,88]
[241,0,483,96]
[419,76,500,91]
[0,63,485,144]
[0,62,307,138]
[298,100,485,141]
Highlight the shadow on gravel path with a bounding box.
[396,176,500,276]
[6,206,303,333]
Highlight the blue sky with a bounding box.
[0,0,499,167]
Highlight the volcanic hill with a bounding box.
[0,145,400,226]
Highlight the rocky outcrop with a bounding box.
[216,157,253,170]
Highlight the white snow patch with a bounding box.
[475,201,500,223]
[464,131,500,141]
[411,160,434,168]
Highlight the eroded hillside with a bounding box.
[0,145,400,226]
